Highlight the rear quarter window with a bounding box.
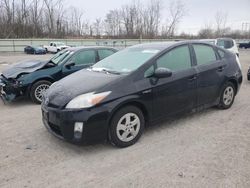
[218,49,226,59]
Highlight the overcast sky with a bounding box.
[66,0,250,34]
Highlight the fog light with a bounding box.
[74,122,83,139]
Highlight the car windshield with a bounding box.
[92,47,160,74]
[50,50,73,64]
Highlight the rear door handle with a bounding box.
[217,66,226,72]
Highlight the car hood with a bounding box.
[59,45,69,48]
[2,60,48,79]
[46,69,124,107]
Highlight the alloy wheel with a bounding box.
[116,113,141,142]
[34,84,50,102]
[223,86,234,106]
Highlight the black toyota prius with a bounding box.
[42,41,242,148]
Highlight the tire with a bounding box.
[30,80,51,104]
[45,48,48,53]
[218,82,236,109]
[109,106,145,148]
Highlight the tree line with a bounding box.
[0,0,249,39]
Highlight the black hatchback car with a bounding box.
[0,47,117,103]
[42,41,242,147]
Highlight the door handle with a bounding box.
[142,89,152,94]
[188,75,197,81]
[217,66,226,72]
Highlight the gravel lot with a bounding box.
[0,50,250,188]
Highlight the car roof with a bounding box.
[129,40,217,51]
[216,38,235,41]
[200,39,217,41]
[130,42,178,50]
[67,46,117,52]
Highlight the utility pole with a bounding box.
[242,22,250,32]
[242,22,250,39]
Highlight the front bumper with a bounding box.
[0,75,27,102]
[248,69,250,81]
[41,103,110,144]
[0,80,7,102]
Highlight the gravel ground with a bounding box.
[0,50,250,188]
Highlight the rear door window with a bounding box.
[72,50,96,65]
[193,44,217,65]
[156,45,192,72]
[98,49,115,60]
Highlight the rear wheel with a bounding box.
[109,106,145,148]
[30,80,51,104]
[218,82,236,109]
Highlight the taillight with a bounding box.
[235,55,242,70]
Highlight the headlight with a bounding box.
[65,91,111,109]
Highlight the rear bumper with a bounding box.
[41,103,110,144]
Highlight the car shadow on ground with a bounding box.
[41,108,215,154]
[0,97,36,107]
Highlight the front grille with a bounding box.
[48,122,62,136]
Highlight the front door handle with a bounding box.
[188,75,197,81]
[142,89,152,94]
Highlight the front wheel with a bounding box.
[218,82,236,109]
[109,106,145,148]
[30,80,51,104]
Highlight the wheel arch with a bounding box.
[108,99,150,128]
[27,77,54,94]
[227,78,238,94]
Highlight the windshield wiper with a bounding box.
[48,60,57,65]
[91,67,121,75]
[102,69,121,75]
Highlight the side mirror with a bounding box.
[65,62,75,69]
[154,67,172,78]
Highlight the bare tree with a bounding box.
[215,11,228,37]
[120,0,143,38]
[105,9,122,37]
[93,18,103,37]
[30,0,44,37]
[162,0,186,37]
[1,0,15,37]
[198,21,214,38]
[43,0,65,37]
[143,0,162,38]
